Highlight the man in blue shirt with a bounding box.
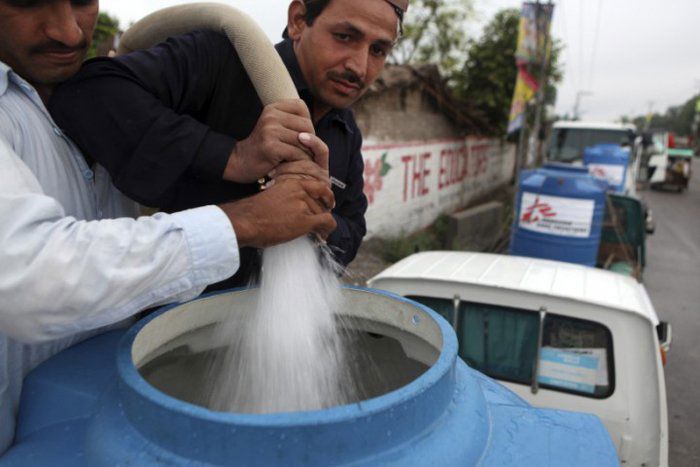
[50,0,409,287]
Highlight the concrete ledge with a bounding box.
[447,201,503,251]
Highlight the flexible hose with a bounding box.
[117,2,298,104]
[118,6,352,413]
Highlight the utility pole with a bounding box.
[527,0,554,167]
[693,80,700,154]
[644,101,654,130]
[572,90,592,120]
[514,102,531,182]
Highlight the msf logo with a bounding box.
[521,196,556,223]
[590,167,607,179]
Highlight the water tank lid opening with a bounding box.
[131,288,445,368]
[116,287,457,427]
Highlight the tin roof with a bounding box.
[368,251,659,323]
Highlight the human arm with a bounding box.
[224,103,329,183]
[49,30,322,207]
[267,122,367,266]
[221,177,336,247]
[0,140,334,343]
[0,139,238,343]
[49,31,239,207]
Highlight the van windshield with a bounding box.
[408,297,615,398]
[548,127,634,162]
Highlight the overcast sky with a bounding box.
[102,0,700,122]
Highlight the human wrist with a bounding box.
[223,144,244,182]
[223,139,262,184]
[221,200,256,247]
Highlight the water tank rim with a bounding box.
[116,286,458,427]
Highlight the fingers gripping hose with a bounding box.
[116,2,299,105]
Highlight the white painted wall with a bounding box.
[362,137,516,238]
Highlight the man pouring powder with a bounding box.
[49,0,409,287]
[0,0,336,454]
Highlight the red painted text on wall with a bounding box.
[401,152,431,202]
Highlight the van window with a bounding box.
[540,314,614,397]
[407,296,615,398]
[547,127,634,162]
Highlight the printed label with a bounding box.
[537,347,602,394]
[519,192,595,238]
[588,163,625,187]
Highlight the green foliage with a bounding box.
[453,8,563,136]
[391,0,474,78]
[393,5,563,136]
[622,94,700,136]
[378,214,449,263]
[379,152,392,177]
[87,12,120,59]
[451,9,519,134]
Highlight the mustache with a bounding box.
[29,40,88,55]
[327,70,366,90]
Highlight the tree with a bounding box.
[391,0,474,79]
[452,8,563,136]
[623,94,700,135]
[87,12,120,59]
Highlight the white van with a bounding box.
[547,121,640,196]
[547,121,637,163]
[368,251,671,466]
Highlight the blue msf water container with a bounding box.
[511,163,607,266]
[2,288,618,466]
[583,144,631,193]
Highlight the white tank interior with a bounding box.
[135,289,443,410]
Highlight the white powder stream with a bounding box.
[206,236,353,413]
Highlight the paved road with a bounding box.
[642,173,700,467]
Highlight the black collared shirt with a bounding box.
[50,31,367,287]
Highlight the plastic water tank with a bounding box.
[511,163,606,266]
[583,144,630,193]
[2,288,618,466]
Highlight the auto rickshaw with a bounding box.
[660,148,692,191]
[646,131,693,192]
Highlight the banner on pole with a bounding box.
[515,2,555,66]
[507,1,555,134]
[507,66,538,134]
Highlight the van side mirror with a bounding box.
[645,208,655,234]
[646,219,656,235]
[656,321,672,352]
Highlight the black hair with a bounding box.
[282,0,403,39]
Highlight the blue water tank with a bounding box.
[1,288,618,466]
[511,163,606,266]
[583,144,630,193]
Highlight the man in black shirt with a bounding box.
[50,0,408,286]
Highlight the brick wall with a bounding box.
[353,87,463,141]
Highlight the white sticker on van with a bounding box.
[518,192,595,238]
[588,163,625,187]
[538,347,600,394]
[574,348,608,386]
